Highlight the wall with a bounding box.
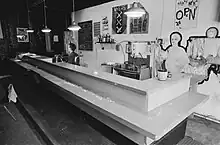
[162,0,220,46]
[74,0,220,69]
[74,0,163,69]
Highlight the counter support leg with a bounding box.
[145,119,187,145]
[144,137,154,145]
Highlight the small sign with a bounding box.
[102,16,109,32]
[94,21,101,37]
[175,0,200,30]
[53,35,59,42]
[16,28,29,42]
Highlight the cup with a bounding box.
[157,70,168,81]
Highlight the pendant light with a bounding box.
[26,0,34,33]
[124,2,146,17]
[26,29,34,33]
[16,34,23,39]
[41,0,51,33]
[68,21,81,31]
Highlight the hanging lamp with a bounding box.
[41,0,51,33]
[26,0,34,33]
[124,2,146,17]
[41,26,51,33]
[68,21,81,31]
[26,28,34,33]
[16,35,23,39]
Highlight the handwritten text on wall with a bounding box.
[175,0,200,29]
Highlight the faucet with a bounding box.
[52,54,63,63]
[115,40,132,63]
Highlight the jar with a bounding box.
[106,33,110,42]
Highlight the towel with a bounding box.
[8,84,17,103]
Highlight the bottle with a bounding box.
[98,34,101,42]
[79,52,83,64]
[102,34,106,42]
[106,33,110,42]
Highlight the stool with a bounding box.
[0,75,16,121]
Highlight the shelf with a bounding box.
[95,42,116,44]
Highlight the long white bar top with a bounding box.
[23,54,190,94]
[22,55,192,112]
[13,58,208,141]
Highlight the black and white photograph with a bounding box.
[16,28,29,42]
[1,0,220,144]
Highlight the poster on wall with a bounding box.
[78,20,93,51]
[94,21,101,37]
[102,16,109,32]
[53,35,59,42]
[112,4,128,34]
[16,28,29,42]
[175,0,200,30]
[130,9,149,34]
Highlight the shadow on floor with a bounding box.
[12,74,137,145]
[0,103,44,145]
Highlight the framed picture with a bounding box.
[129,10,149,34]
[16,27,29,42]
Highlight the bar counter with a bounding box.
[11,54,208,145]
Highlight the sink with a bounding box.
[113,63,151,80]
[114,63,139,72]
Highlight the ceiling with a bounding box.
[0,0,115,19]
[74,0,115,11]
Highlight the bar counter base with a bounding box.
[30,66,187,145]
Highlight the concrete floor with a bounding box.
[9,73,135,145]
[185,117,220,145]
[0,103,44,145]
[1,59,220,145]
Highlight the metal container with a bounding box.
[101,63,113,73]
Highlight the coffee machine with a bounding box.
[114,41,154,80]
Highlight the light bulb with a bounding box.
[26,29,34,33]
[68,22,81,31]
[124,11,145,17]
[41,27,51,33]
[68,25,81,31]
[124,2,146,17]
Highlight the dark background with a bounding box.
[0,0,115,56]
[0,0,116,20]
